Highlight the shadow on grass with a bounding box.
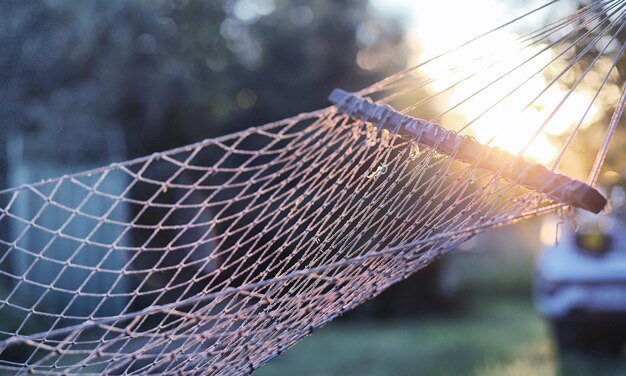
[257,297,546,376]
[257,296,626,376]
[557,351,626,376]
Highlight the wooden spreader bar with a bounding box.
[329,89,606,214]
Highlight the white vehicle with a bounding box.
[534,205,626,354]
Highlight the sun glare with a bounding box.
[410,16,598,165]
[413,26,601,166]
[370,0,605,166]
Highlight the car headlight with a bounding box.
[575,232,613,255]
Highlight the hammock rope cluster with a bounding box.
[0,0,624,374]
[329,88,607,212]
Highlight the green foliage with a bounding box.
[0,0,406,158]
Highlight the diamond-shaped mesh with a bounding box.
[0,1,624,374]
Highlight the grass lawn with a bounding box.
[257,297,626,376]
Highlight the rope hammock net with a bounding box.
[0,0,624,374]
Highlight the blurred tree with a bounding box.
[0,0,406,165]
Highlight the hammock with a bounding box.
[0,0,624,374]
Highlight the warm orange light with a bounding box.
[415,32,601,165]
[371,0,603,167]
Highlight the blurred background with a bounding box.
[1,0,626,375]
